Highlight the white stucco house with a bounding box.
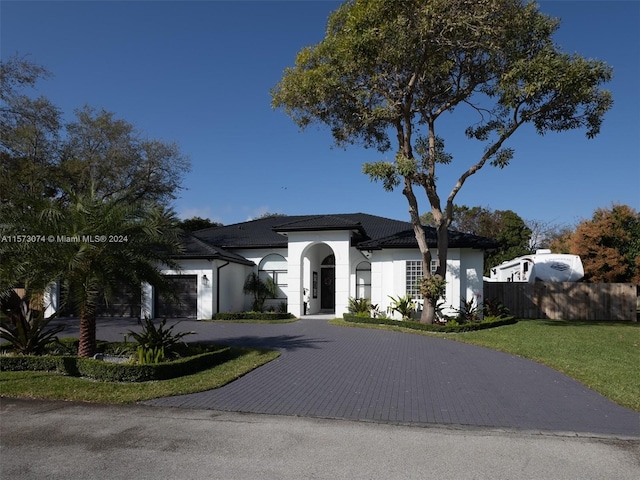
[141,213,497,320]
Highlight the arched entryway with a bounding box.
[301,243,336,315]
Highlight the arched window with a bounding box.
[259,254,287,297]
[355,261,371,299]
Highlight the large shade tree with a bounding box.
[0,189,184,357]
[1,55,190,356]
[554,204,640,284]
[1,55,190,209]
[271,0,613,322]
[0,56,62,204]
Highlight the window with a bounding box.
[259,254,287,297]
[355,261,371,299]
[405,258,438,299]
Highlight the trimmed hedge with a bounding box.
[210,312,295,321]
[0,345,235,382]
[342,314,517,333]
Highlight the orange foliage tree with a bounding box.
[567,204,640,284]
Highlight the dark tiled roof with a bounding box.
[357,227,498,250]
[273,215,366,234]
[178,233,255,265]
[190,213,498,252]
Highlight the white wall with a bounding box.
[366,247,484,319]
[288,231,353,317]
[234,248,288,312]
[149,259,213,319]
[216,260,253,313]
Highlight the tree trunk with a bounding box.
[420,299,435,324]
[402,179,435,324]
[78,314,96,357]
[436,221,449,279]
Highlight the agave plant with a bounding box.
[0,299,66,355]
[387,294,416,320]
[125,317,195,363]
[348,297,374,317]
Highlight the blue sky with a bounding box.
[2,1,638,228]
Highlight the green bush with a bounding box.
[342,313,516,333]
[348,297,374,316]
[0,300,66,355]
[0,343,235,382]
[125,317,195,363]
[211,312,295,321]
[387,294,416,320]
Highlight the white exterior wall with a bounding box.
[144,259,214,319]
[287,230,353,317]
[215,260,253,314]
[460,248,484,310]
[365,248,483,319]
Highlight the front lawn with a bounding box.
[0,347,279,403]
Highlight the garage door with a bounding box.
[59,284,140,317]
[97,285,140,317]
[154,275,197,319]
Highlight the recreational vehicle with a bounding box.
[486,250,584,283]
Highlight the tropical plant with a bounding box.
[348,297,374,317]
[125,317,195,364]
[243,272,278,312]
[387,294,416,320]
[483,298,511,319]
[420,275,447,310]
[0,188,184,358]
[454,297,482,324]
[276,301,288,314]
[0,299,65,355]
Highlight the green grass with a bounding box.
[331,318,640,412]
[0,347,279,403]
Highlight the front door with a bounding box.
[321,267,335,310]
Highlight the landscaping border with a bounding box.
[0,346,235,382]
[342,314,517,333]
[209,312,295,321]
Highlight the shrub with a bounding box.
[387,294,416,320]
[210,312,295,321]
[348,297,374,316]
[0,343,235,382]
[0,300,66,355]
[483,298,511,318]
[125,317,195,363]
[343,313,516,333]
[454,297,482,324]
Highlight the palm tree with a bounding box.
[1,189,184,357]
[243,272,277,312]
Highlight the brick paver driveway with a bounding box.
[89,315,639,437]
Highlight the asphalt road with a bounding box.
[1,398,639,480]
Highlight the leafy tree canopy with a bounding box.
[176,216,222,232]
[422,205,532,274]
[1,55,190,208]
[562,204,640,284]
[272,0,613,323]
